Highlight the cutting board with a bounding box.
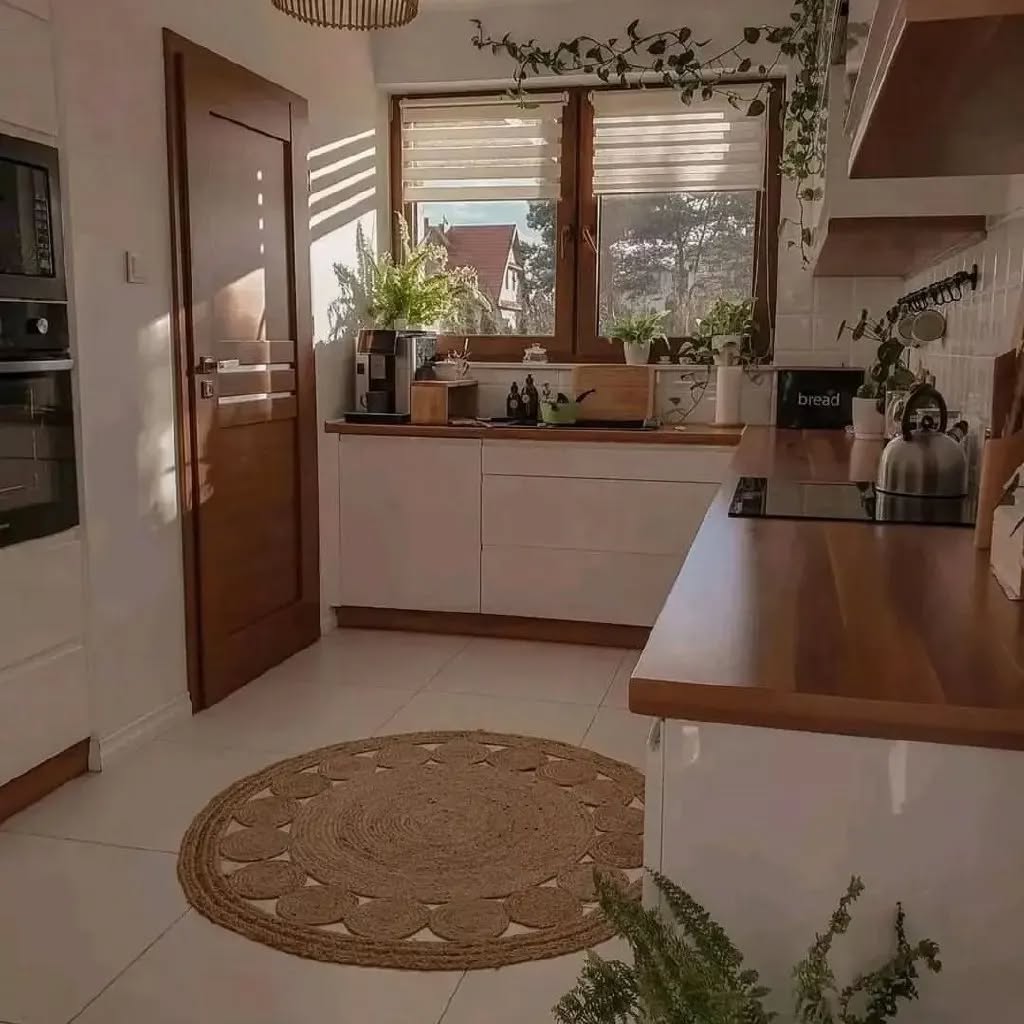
[570,365,655,422]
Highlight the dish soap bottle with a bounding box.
[506,382,524,421]
[523,375,539,422]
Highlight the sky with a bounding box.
[418,201,544,244]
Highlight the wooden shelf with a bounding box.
[847,0,1024,178]
[813,215,987,277]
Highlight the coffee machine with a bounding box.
[353,330,437,420]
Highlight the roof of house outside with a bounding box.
[433,224,519,302]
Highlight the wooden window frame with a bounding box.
[389,81,783,364]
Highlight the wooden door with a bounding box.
[165,33,319,709]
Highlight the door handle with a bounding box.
[196,356,218,374]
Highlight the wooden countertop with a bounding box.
[324,420,744,447]
[630,428,1024,751]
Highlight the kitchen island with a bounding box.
[632,428,1024,1023]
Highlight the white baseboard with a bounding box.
[92,692,193,770]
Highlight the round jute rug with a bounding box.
[178,730,644,970]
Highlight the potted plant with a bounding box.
[696,298,755,426]
[606,310,671,366]
[360,215,486,332]
[556,871,941,1024]
[838,310,917,440]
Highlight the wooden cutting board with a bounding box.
[570,365,655,422]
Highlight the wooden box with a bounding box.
[411,380,478,426]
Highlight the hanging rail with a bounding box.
[890,263,979,317]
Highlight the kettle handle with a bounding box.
[900,382,947,441]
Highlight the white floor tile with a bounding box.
[159,671,416,756]
[380,690,597,745]
[440,938,631,1024]
[0,833,185,1024]
[425,638,625,705]
[300,629,471,689]
[2,740,285,853]
[583,708,653,770]
[603,651,642,709]
[72,911,463,1024]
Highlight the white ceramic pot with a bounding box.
[622,340,651,366]
[852,396,886,440]
[714,365,743,426]
[432,362,468,382]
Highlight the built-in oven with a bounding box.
[0,300,77,548]
[0,133,66,302]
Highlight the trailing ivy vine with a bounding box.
[471,0,831,264]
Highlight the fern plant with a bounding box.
[555,872,941,1024]
[605,310,671,346]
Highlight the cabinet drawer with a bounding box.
[482,546,683,627]
[0,643,88,786]
[0,529,83,670]
[483,476,715,554]
[483,440,733,482]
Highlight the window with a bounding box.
[392,84,780,361]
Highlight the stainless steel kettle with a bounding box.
[875,383,968,498]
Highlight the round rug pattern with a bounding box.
[178,730,644,970]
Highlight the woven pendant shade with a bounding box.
[272,0,419,31]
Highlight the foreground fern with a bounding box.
[555,873,941,1024]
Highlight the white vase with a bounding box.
[714,365,743,426]
[852,396,886,440]
[622,340,651,366]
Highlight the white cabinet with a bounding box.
[479,440,727,627]
[483,476,717,555]
[0,1,58,139]
[649,719,1024,1023]
[338,435,482,613]
[0,529,88,786]
[482,547,683,627]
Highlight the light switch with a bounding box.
[125,251,146,284]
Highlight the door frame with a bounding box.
[162,30,319,712]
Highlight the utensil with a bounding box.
[876,383,968,498]
[912,308,946,344]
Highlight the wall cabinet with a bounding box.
[0,0,58,139]
[338,435,482,613]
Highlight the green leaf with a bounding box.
[738,57,752,72]
[626,18,640,39]
[747,98,766,117]
[743,26,761,44]
[647,38,667,56]
[701,85,714,100]
[678,27,692,43]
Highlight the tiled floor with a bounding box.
[0,629,647,1024]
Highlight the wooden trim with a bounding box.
[0,740,89,825]
[325,419,744,445]
[753,82,784,360]
[335,607,649,649]
[164,31,203,713]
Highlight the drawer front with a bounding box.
[483,440,734,482]
[0,643,88,786]
[0,529,83,670]
[482,546,683,627]
[483,476,716,555]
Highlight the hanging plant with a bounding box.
[470,0,831,264]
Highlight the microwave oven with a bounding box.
[0,133,66,302]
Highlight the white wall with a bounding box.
[49,0,377,745]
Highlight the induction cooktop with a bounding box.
[728,477,977,527]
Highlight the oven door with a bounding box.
[0,135,66,302]
[0,360,78,548]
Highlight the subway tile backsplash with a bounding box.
[907,211,1024,434]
